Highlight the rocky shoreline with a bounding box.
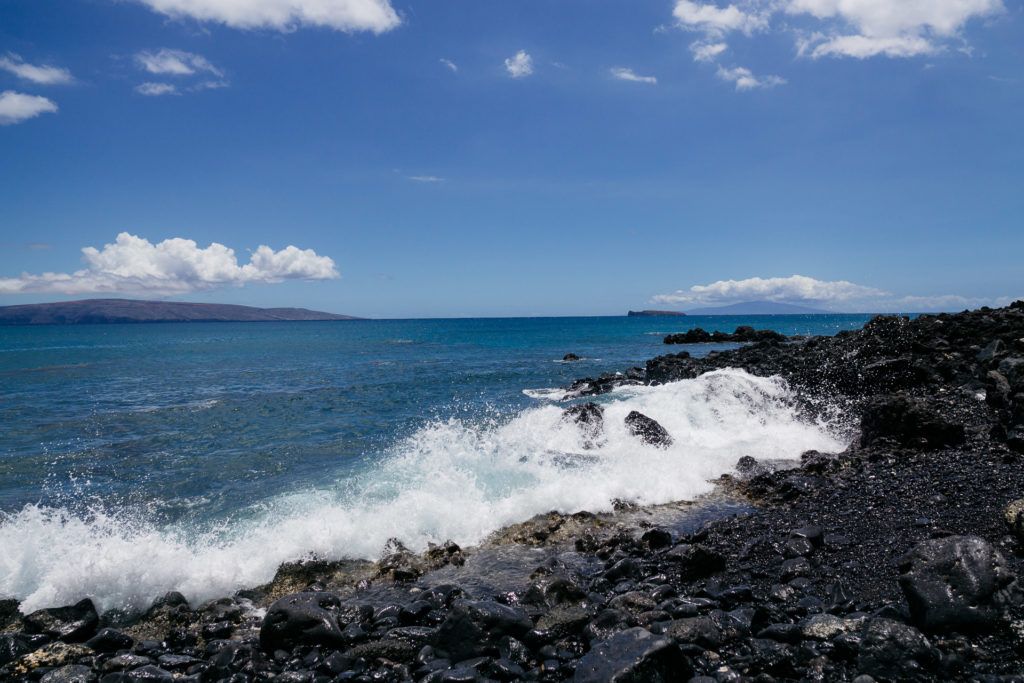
[3,302,1024,682]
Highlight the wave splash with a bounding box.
[0,369,847,614]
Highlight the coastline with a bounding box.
[3,302,1024,681]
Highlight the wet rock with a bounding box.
[641,528,673,550]
[0,599,20,630]
[124,665,173,682]
[856,618,936,680]
[22,599,99,643]
[666,617,723,649]
[573,627,690,682]
[625,411,673,447]
[40,665,96,683]
[899,535,1021,632]
[433,600,532,661]
[346,638,419,664]
[859,394,965,450]
[665,544,726,580]
[8,642,92,676]
[0,633,46,667]
[779,557,812,582]
[564,402,605,448]
[563,353,582,362]
[259,591,347,651]
[85,628,133,653]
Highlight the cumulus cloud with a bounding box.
[671,0,1005,87]
[673,0,768,35]
[134,0,401,33]
[504,50,534,78]
[690,41,729,62]
[0,233,339,295]
[0,54,74,85]
[135,82,178,96]
[440,58,458,73]
[136,49,222,77]
[651,274,1013,312]
[610,67,658,84]
[790,0,1004,59]
[0,90,58,125]
[716,65,785,90]
[653,275,886,306]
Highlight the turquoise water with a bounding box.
[0,314,869,612]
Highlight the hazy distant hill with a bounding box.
[627,310,687,317]
[685,301,831,315]
[0,299,361,325]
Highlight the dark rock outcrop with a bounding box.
[22,600,99,643]
[624,411,672,447]
[898,535,1021,632]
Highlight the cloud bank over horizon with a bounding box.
[0,233,339,295]
[653,275,1018,312]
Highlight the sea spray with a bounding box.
[0,368,847,614]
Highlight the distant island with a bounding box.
[627,310,687,317]
[684,301,832,315]
[0,299,361,325]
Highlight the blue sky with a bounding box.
[1,0,1021,317]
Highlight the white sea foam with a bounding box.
[522,387,570,401]
[0,369,848,614]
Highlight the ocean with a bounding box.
[0,314,871,614]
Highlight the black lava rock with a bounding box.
[859,394,965,450]
[22,598,99,642]
[259,591,348,651]
[898,535,1021,632]
[624,411,673,447]
[573,627,690,682]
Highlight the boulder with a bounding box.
[259,591,348,651]
[898,535,1021,632]
[0,633,46,667]
[859,394,965,450]
[563,353,582,362]
[40,665,96,683]
[0,599,20,629]
[856,618,936,680]
[433,600,531,661]
[573,627,690,682]
[22,599,99,643]
[665,544,726,580]
[624,411,673,447]
[85,628,133,653]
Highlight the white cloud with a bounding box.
[440,58,458,73]
[136,49,222,77]
[0,54,74,85]
[0,232,339,295]
[789,0,1004,59]
[134,0,401,33]
[408,175,444,183]
[0,90,58,125]
[650,274,1016,312]
[653,274,886,306]
[716,65,786,90]
[673,0,768,35]
[690,41,729,62]
[135,82,179,96]
[610,67,657,84]
[504,50,534,78]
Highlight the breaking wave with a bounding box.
[0,368,847,613]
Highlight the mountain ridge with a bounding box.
[0,299,360,325]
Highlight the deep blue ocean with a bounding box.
[0,314,870,613]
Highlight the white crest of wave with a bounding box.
[0,369,847,613]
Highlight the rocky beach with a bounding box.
[3,301,1024,683]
